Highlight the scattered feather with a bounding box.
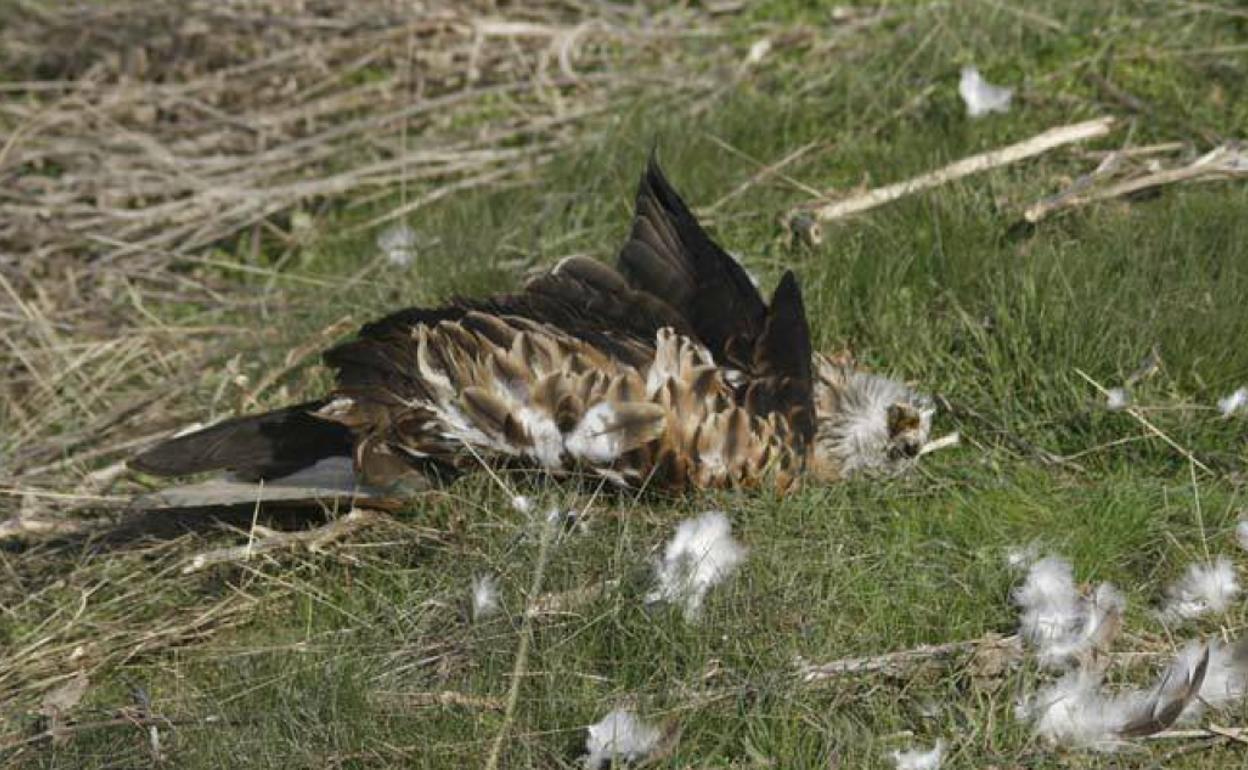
[744,38,772,65]
[584,708,661,769]
[376,222,418,267]
[1005,541,1042,570]
[890,739,945,770]
[1020,642,1209,749]
[1181,638,1248,721]
[511,495,534,515]
[959,66,1013,118]
[1125,346,1162,386]
[1219,386,1248,417]
[1159,557,1240,623]
[472,574,501,621]
[1104,387,1131,412]
[543,506,588,535]
[1237,518,1248,552]
[1014,556,1124,669]
[645,511,747,621]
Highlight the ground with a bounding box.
[2,1,1247,767]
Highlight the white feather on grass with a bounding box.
[1237,518,1248,552]
[1218,386,1248,417]
[471,574,501,621]
[1179,639,1248,722]
[890,739,945,770]
[376,222,418,267]
[583,708,661,769]
[1005,541,1042,570]
[1014,556,1124,669]
[958,66,1013,118]
[1019,642,1209,750]
[1104,387,1131,412]
[1158,557,1240,624]
[645,511,747,621]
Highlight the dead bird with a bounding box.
[131,159,934,501]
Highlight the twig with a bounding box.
[370,690,505,711]
[526,579,620,619]
[181,508,379,573]
[796,633,1023,684]
[1026,143,1248,222]
[0,714,231,752]
[918,431,960,457]
[1149,725,1248,742]
[793,117,1115,223]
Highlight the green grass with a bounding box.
[5,1,1248,767]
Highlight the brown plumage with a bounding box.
[131,159,934,496]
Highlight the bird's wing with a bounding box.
[353,255,687,368]
[617,156,768,371]
[617,159,815,447]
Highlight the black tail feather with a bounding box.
[129,401,352,481]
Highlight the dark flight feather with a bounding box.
[618,156,768,370]
[130,401,352,481]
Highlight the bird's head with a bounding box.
[807,353,934,480]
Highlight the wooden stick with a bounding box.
[797,633,1023,684]
[795,117,1115,223]
[181,508,379,573]
[370,690,505,711]
[526,579,620,619]
[1026,144,1248,223]
[0,714,231,751]
[1149,725,1248,742]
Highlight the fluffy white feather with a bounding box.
[583,708,661,769]
[471,574,501,621]
[376,222,418,267]
[1188,639,1248,720]
[1105,387,1131,411]
[1005,541,1042,570]
[1020,642,1208,750]
[958,66,1013,118]
[1219,386,1248,417]
[1159,557,1240,623]
[1014,556,1124,669]
[1237,518,1248,552]
[645,511,747,621]
[890,740,945,770]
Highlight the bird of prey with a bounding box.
[131,159,934,502]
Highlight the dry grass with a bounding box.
[0,0,740,738]
[0,0,725,521]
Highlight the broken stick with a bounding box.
[182,508,379,573]
[796,633,1023,684]
[1025,143,1248,223]
[792,116,1115,224]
